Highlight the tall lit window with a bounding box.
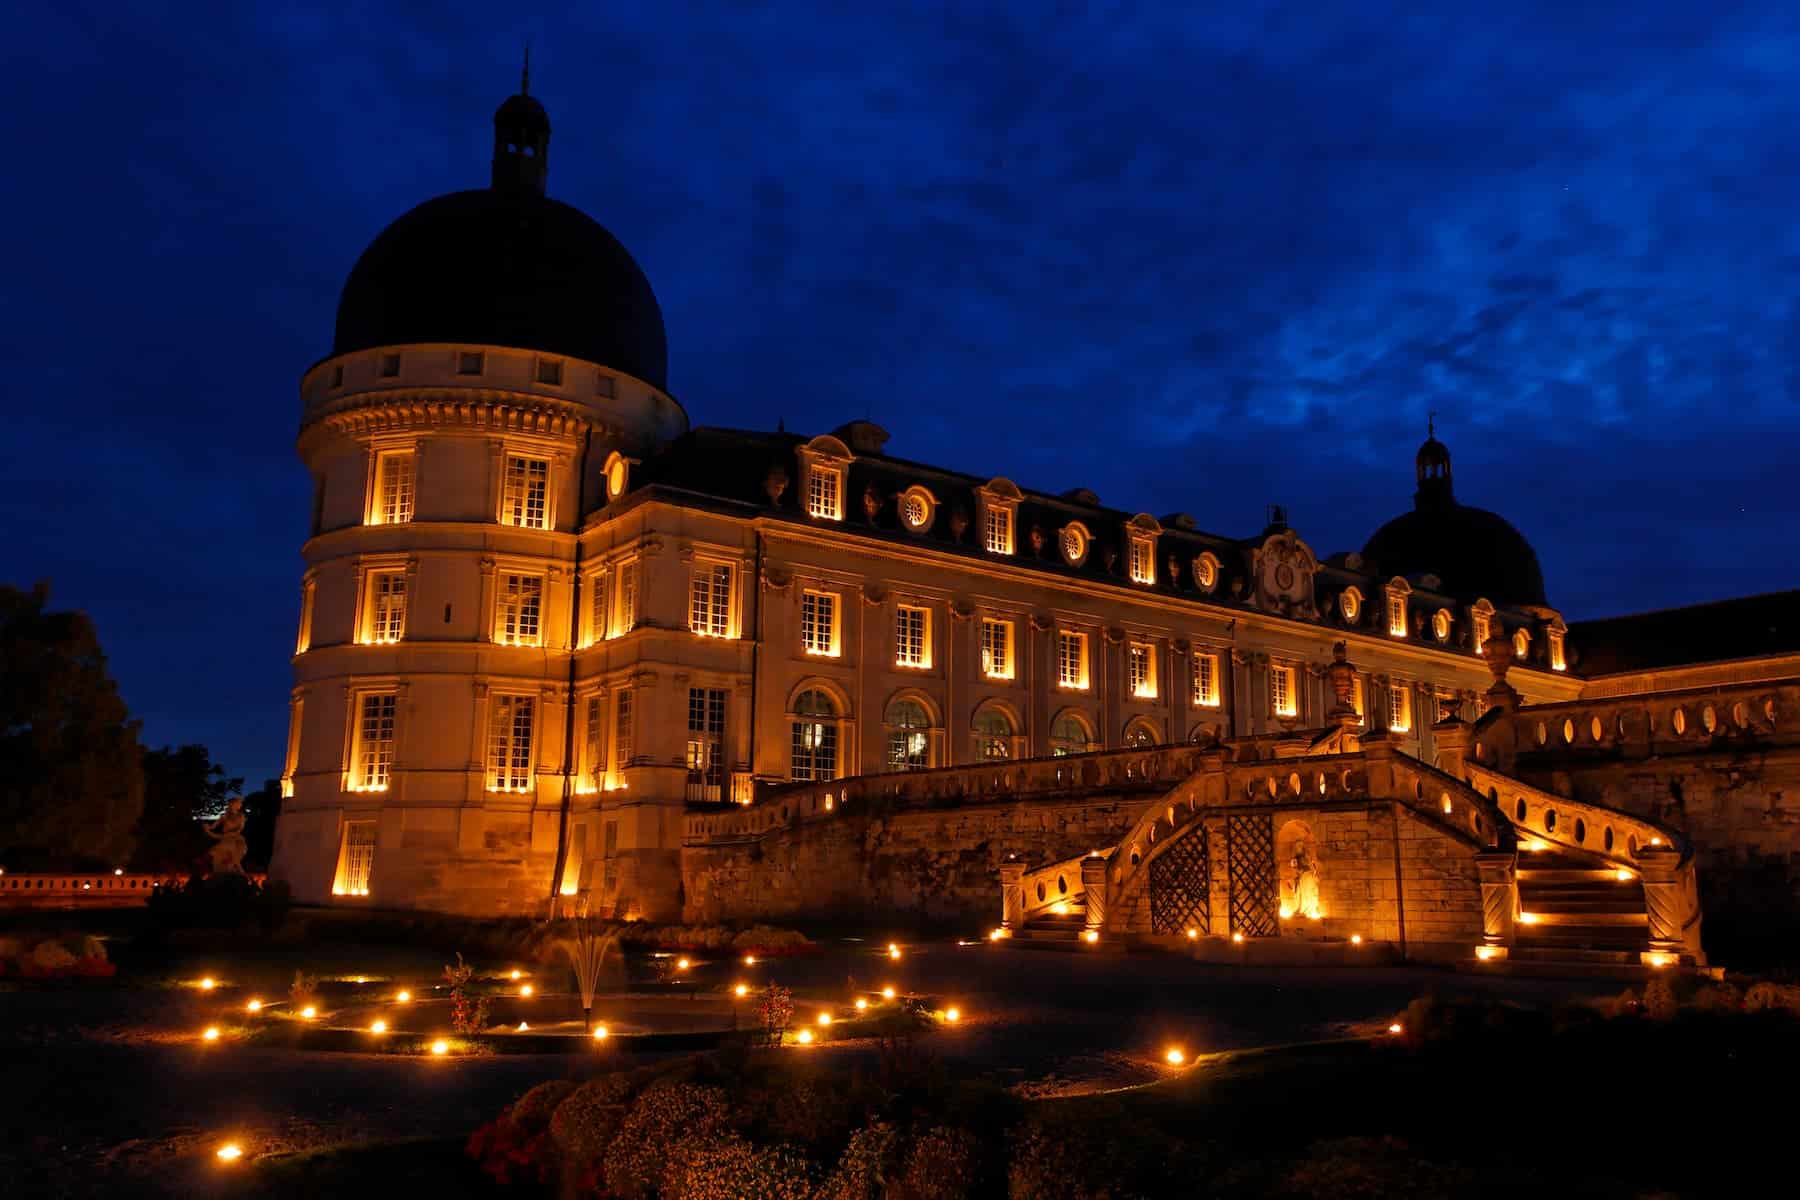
[1129,535,1155,584]
[487,694,535,792]
[1057,630,1089,689]
[801,590,839,656]
[364,570,407,643]
[1129,642,1156,698]
[614,688,633,772]
[1352,675,1366,720]
[885,698,931,771]
[1549,627,1567,671]
[350,692,396,791]
[1193,652,1220,707]
[689,562,733,638]
[587,570,609,645]
[495,574,543,646]
[281,696,304,798]
[984,505,1014,555]
[981,618,1013,679]
[807,465,843,520]
[1387,592,1408,637]
[686,688,726,802]
[790,688,838,781]
[1051,711,1092,756]
[895,604,930,668]
[1388,682,1412,733]
[1472,607,1492,652]
[332,820,376,897]
[372,450,415,525]
[974,708,1014,761]
[1270,664,1297,718]
[1513,629,1530,658]
[615,561,638,635]
[501,455,550,529]
[584,695,606,787]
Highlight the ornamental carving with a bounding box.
[1028,525,1046,554]
[1029,611,1053,632]
[950,599,975,622]
[862,583,888,606]
[1250,530,1319,619]
[763,463,790,506]
[762,568,792,592]
[862,484,883,524]
[948,508,969,541]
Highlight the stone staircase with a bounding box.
[1508,845,1651,971]
[1012,898,1102,950]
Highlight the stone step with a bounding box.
[1517,896,1646,915]
[1509,945,1640,965]
[1519,909,1647,928]
[1460,957,1692,982]
[1518,868,1637,885]
[1516,928,1648,952]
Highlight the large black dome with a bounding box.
[332,82,668,391]
[1360,434,1548,608]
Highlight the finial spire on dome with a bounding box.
[1428,409,1436,440]
[491,58,551,193]
[521,43,530,95]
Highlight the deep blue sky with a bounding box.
[4,3,1798,785]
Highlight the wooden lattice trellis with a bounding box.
[1149,825,1211,935]
[1227,813,1278,937]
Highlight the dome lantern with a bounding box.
[492,49,550,193]
[1414,412,1453,506]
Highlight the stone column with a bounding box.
[1081,854,1108,934]
[1434,719,1470,779]
[1636,846,1696,963]
[1475,851,1517,958]
[999,860,1025,932]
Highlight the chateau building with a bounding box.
[270,83,1795,964]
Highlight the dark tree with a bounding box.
[241,778,282,871]
[0,582,144,869]
[135,744,242,872]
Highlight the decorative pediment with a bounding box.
[1251,530,1319,618]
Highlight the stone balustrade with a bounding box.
[0,873,182,908]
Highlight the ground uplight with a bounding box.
[200,977,216,991]
[202,1026,220,1042]
[734,983,749,997]
[887,943,902,960]
[593,1025,609,1040]
[1350,934,1363,945]
[944,1007,961,1023]
[396,990,411,1003]
[245,999,262,1013]
[431,1040,449,1055]
[796,1029,814,1045]
[676,957,691,971]
[881,986,896,1000]
[1165,1047,1186,1065]
[1388,1023,1404,1035]
[817,1013,832,1026]
[520,984,534,997]
[300,1006,317,1019]
[215,1142,243,1163]
[743,954,757,966]
[855,998,868,1010]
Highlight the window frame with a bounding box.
[801,589,841,657]
[493,571,545,647]
[347,690,397,793]
[1128,534,1156,585]
[1128,640,1157,699]
[806,462,844,521]
[688,559,735,639]
[1192,650,1221,708]
[499,452,553,530]
[980,617,1014,680]
[789,688,840,782]
[1270,662,1298,719]
[1387,680,1413,734]
[368,448,416,526]
[882,696,935,772]
[894,603,931,669]
[1057,628,1090,690]
[332,819,377,897]
[486,692,536,793]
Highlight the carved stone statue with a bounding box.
[205,796,249,876]
[1281,838,1321,921]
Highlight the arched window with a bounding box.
[974,708,1015,761]
[885,698,932,771]
[1050,711,1094,757]
[1123,718,1159,748]
[790,689,838,781]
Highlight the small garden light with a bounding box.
[396,990,411,1003]
[1351,934,1363,945]
[300,1006,317,1019]
[855,998,868,1011]
[676,957,690,971]
[510,969,521,980]
[988,928,1004,941]
[881,986,896,1000]
[593,1025,609,1040]
[1186,928,1198,940]
[734,983,749,997]
[215,1142,243,1163]
[370,1019,387,1034]
[1388,1023,1404,1035]
[245,999,262,1013]
[1081,930,1099,944]
[1165,1047,1186,1065]
[796,1028,814,1045]
[520,983,534,997]
[1615,869,1634,882]
[817,1013,832,1026]
[200,977,216,991]
[887,943,902,960]
[431,1040,449,1055]
[202,1026,221,1042]
[517,1021,529,1031]
[1232,932,1244,944]
[743,954,757,966]
[944,1007,961,1023]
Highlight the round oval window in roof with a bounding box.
[604,453,629,499]
[1433,609,1452,642]
[1193,552,1220,592]
[1060,523,1090,566]
[1340,588,1362,624]
[899,486,934,533]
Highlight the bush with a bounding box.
[1643,977,1678,1020]
[144,873,290,935]
[466,1079,576,1188]
[889,1126,981,1200]
[602,1082,734,1198]
[1007,1103,1192,1200]
[821,1121,900,1200]
[290,971,318,1010]
[548,1072,641,1177]
[1283,1136,1477,1199]
[670,1135,816,1200]
[444,953,491,1035]
[513,1080,580,1130]
[1743,982,1800,1015]
[1691,982,1743,1012]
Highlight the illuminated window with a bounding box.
[332,820,376,897]
[1051,710,1093,756]
[583,695,606,787]
[1129,535,1155,584]
[1387,594,1407,637]
[790,689,838,781]
[689,562,733,638]
[535,358,563,386]
[1513,629,1530,658]
[884,698,932,771]
[974,708,1014,761]
[1351,674,1366,719]
[363,570,407,643]
[985,505,1014,555]
[614,561,639,635]
[1433,609,1452,642]
[900,487,933,532]
[1057,630,1089,689]
[1472,603,1493,652]
[895,604,930,668]
[613,688,633,772]
[495,574,543,646]
[981,618,1013,679]
[1129,642,1157,698]
[1340,587,1362,624]
[1193,652,1220,707]
[807,465,843,520]
[500,455,550,529]
[1549,626,1567,671]
[487,694,535,792]
[801,590,840,656]
[1193,552,1220,591]
[1270,664,1297,718]
[587,570,609,645]
[1388,683,1412,733]
[349,692,396,791]
[296,577,316,654]
[686,688,726,802]
[371,450,415,525]
[1060,523,1089,566]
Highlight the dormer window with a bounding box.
[1548,621,1567,671]
[799,434,852,522]
[977,478,1022,556]
[1432,609,1452,642]
[1129,536,1155,584]
[1513,628,1531,659]
[1471,599,1494,654]
[1193,552,1220,592]
[1340,587,1363,624]
[1385,578,1412,638]
[985,505,1014,555]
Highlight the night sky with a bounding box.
[5,4,1798,786]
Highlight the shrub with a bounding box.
[1006,1103,1190,1200]
[1743,981,1800,1014]
[289,970,319,1010]
[760,984,794,1044]
[513,1079,580,1130]
[1284,1136,1477,1199]
[444,952,491,1035]
[670,1134,816,1200]
[144,873,291,934]
[466,1114,553,1187]
[28,940,76,972]
[548,1072,641,1174]
[889,1126,981,1200]
[1643,977,1678,1020]
[821,1121,900,1200]
[602,1081,734,1198]
[1691,982,1743,1012]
